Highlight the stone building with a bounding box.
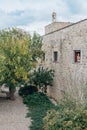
[42,15,87,101]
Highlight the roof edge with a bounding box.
[44,18,87,36]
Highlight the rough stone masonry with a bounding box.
[42,18,87,101]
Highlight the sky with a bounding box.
[0,0,87,35]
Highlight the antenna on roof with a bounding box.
[52,11,57,23]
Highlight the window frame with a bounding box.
[73,50,81,63]
[53,51,58,62]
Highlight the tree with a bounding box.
[29,67,54,93]
[0,28,43,99]
[29,32,43,61]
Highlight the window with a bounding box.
[74,50,81,63]
[43,53,45,61]
[54,51,58,62]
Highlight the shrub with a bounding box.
[43,96,87,130]
[23,92,55,130]
[23,92,53,107]
[29,67,54,93]
[18,84,38,97]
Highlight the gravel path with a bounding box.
[0,91,31,130]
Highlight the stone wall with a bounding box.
[45,22,72,34]
[42,19,87,101]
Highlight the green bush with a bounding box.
[23,92,53,107]
[43,96,87,130]
[29,67,54,93]
[18,84,38,97]
[23,92,55,130]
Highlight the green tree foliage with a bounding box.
[29,32,43,61]
[29,67,54,93]
[0,28,43,99]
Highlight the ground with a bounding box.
[0,90,31,130]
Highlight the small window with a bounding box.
[74,50,81,63]
[43,53,45,61]
[54,51,58,62]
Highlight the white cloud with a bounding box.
[17,21,48,35]
[0,0,87,35]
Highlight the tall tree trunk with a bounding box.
[9,87,16,100]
